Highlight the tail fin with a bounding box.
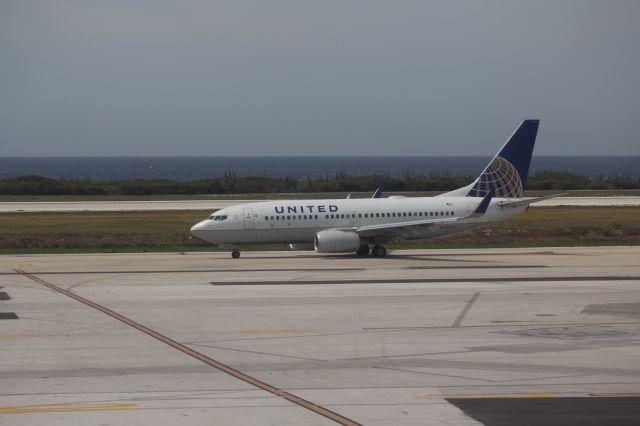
[441,120,539,198]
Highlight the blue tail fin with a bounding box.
[467,120,539,198]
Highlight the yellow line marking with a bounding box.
[15,269,361,426]
[417,393,555,400]
[0,403,139,415]
[240,328,306,333]
[0,333,42,339]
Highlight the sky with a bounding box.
[1,1,639,156]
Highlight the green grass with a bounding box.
[0,207,638,254]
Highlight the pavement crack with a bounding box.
[452,291,481,327]
[187,343,326,362]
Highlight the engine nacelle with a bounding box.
[314,229,361,253]
[289,243,315,251]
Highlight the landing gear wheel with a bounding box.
[231,250,241,259]
[372,245,387,257]
[356,245,370,256]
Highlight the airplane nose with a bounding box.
[190,220,209,240]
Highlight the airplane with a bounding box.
[191,120,556,258]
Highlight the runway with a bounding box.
[0,196,639,212]
[1,246,640,425]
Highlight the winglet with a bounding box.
[472,189,494,216]
[372,187,383,199]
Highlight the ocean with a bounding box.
[0,156,638,181]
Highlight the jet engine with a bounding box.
[314,229,361,253]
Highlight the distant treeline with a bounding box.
[0,171,638,196]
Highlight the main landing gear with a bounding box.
[356,244,370,256]
[371,245,387,257]
[356,244,387,257]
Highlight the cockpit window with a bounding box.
[208,214,228,221]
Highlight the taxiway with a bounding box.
[0,196,639,212]
[1,246,639,425]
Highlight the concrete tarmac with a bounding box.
[0,196,639,212]
[1,246,639,425]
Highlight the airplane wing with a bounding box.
[355,190,493,240]
[498,193,566,208]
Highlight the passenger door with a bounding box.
[243,208,255,230]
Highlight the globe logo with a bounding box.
[467,156,523,198]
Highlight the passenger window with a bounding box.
[376,213,380,217]
[270,216,274,220]
[287,215,291,220]
[264,216,268,221]
[430,212,433,216]
[276,216,280,220]
[403,212,407,217]
[341,214,345,219]
[441,211,444,216]
[314,215,318,219]
[408,212,412,217]
[435,212,438,216]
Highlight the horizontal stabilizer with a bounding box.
[499,193,566,208]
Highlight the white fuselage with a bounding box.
[190,196,527,246]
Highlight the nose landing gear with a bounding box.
[231,247,241,259]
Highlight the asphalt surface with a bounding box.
[1,246,639,425]
[447,396,640,426]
